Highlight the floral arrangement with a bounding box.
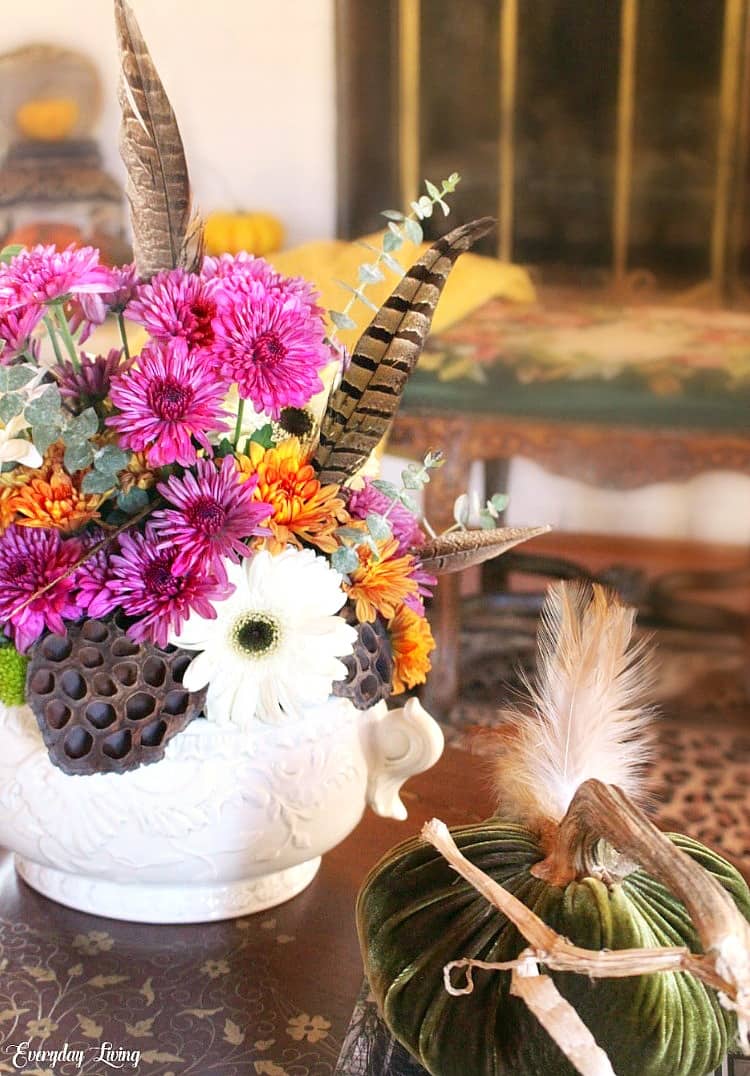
[0,0,544,777]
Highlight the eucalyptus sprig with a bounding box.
[452,490,510,532]
[328,173,461,344]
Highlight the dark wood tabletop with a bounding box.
[0,746,492,1076]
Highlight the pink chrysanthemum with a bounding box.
[153,455,272,576]
[0,245,116,312]
[202,252,321,316]
[403,562,437,615]
[55,348,133,411]
[74,530,119,619]
[107,524,232,647]
[347,479,426,555]
[0,304,44,363]
[69,263,139,341]
[0,525,83,652]
[211,284,329,416]
[107,338,229,467]
[127,267,222,352]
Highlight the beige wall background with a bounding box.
[2,0,337,246]
[6,1,749,545]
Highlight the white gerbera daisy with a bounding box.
[171,546,357,727]
[0,413,42,468]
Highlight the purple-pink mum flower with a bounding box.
[347,479,427,555]
[107,524,232,648]
[153,455,272,577]
[74,531,119,619]
[107,338,229,467]
[202,252,321,316]
[54,348,133,412]
[0,244,116,312]
[403,562,437,615]
[0,526,83,652]
[211,283,329,417]
[69,262,139,342]
[127,267,222,353]
[0,304,44,363]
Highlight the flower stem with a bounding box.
[43,315,65,367]
[117,313,131,360]
[233,398,245,449]
[53,305,80,371]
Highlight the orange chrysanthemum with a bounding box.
[9,447,103,533]
[236,437,348,553]
[388,604,435,694]
[345,538,419,623]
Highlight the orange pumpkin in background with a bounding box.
[204,211,284,257]
[4,222,84,250]
[15,96,80,141]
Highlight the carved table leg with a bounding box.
[420,434,472,719]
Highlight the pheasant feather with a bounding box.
[493,582,655,834]
[115,0,203,280]
[414,525,550,574]
[313,217,495,485]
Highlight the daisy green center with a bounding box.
[231,612,281,659]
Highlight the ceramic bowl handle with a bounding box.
[362,697,444,820]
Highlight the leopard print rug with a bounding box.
[446,626,750,880]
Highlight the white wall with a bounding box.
[2,0,337,246]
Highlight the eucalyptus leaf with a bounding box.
[453,493,471,528]
[479,511,498,530]
[64,441,94,473]
[0,365,36,392]
[380,252,405,277]
[417,196,433,218]
[331,546,360,576]
[329,309,357,331]
[366,512,392,542]
[335,279,360,297]
[410,200,425,220]
[358,262,384,285]
[32,424,61,455]
[425,179,440,200]
[489,492,510,514]
[356,290,379,313]
[82,470,117,495]
[95,445,130,474]
[68,407,99,440]
[371,479,400,500]
[381,209,405,221]
[25,385,61,426]
[0,394,22,423]
[117,487,150,513]
[382,229,403,253]
[403,218,424,245]
[398,491,419,514]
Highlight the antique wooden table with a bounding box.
[0,747,490,1076]
[388,298,750,717]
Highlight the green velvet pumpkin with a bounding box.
[357,820,750,1076]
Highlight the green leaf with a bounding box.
[401,463,427,490]
[410,200,425,220]
[0,364,36,392]
[479,510,498,530]
[32,424,61,455]
[425,179,440,200]
[403,218,423,245]
[81,470,117,494]
[358,262,384,285]
[370,479,400,500]
[95,445,130,474]
[366,512,392,542]
[0,394,22,423]
[64,440,94,472]
[488,492,510,514]
[453,493,471,527]
[331,546,360,576]
[68,407,99,440]
[0,244,23,265]
[329,309,357,331]
[117,487,150,513]
[380,252,405,277]
[249,423,275,450]
[382,229,403,253]
[25,385,61,426]
[424,450,445,470]
[381,210,405,221]
[398,491,420,514]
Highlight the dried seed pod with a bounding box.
[26,616,206,776]
[333,607,393,711]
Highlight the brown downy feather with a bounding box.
[115,0,204,279]
[492,581,656,837]
[313,217,496,485]
[414,525,550,574]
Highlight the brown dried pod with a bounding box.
[26,616,206,776]
[333,606,393,711]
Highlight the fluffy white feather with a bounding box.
[494,581,655,833]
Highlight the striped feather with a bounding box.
[313,217,495,484]
[414,525,550,574]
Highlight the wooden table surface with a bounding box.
[0,747,492,1076]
